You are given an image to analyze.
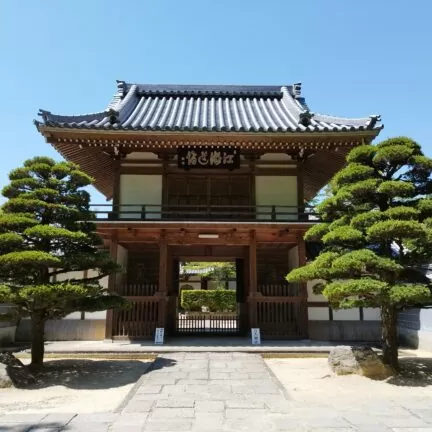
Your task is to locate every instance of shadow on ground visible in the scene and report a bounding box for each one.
[145,356,177,373]
[22,359,153,390]
[0,424,65,431]
[387,357,432,387]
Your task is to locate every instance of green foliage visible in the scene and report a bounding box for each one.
[322,226,364,247]
[180,290,236,312]
[181,261,236,289]
[0,157,124,365]
[304,223,330,242]
[286,136,432,368]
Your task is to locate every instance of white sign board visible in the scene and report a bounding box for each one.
[154,328,165,345]
[251,328,261,345]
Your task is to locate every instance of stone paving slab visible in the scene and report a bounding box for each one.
[1,352,432,431]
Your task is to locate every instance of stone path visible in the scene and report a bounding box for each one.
[1,353,432,431]
[116,352,291,431]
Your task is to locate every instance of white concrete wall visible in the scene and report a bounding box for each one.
[51,269,109,320]
[306,280,380,322]
[255,176,297,220]
[119,174,162,219]
[308,307,329,321]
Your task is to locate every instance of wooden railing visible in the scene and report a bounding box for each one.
[176,313,239,334]
[90,204,318,223]
[250,297,307,339]
[258,283,301,297]
[113,296,162,339]
[119,283,158,297]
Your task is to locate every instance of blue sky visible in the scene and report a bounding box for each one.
[1,0,431,203]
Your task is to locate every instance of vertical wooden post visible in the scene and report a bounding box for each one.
[248,230,258,327]
[112,158,121,219]
[297,233,309,337]
[157,231,168,328]
[158,231,168,295]
[105,234,118,340]
[297,162,304,221]
[249,230,257,295]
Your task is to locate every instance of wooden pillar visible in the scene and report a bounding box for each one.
[248,230,258,327]
[297,162,304,220]
[158,231,168,295]
[105,234,118,340]
[297,233,309,337]
[249,230,257,295]
[157,231,168,328]
[112,158,121,218]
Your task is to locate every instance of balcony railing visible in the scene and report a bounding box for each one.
[90,204,318,222]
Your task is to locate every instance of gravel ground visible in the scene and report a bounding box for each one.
[0,358,152,414]
[265,354,432,407]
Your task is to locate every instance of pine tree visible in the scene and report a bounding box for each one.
[287,137,432,370]
[0,157,127,368]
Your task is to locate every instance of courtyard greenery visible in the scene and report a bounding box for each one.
[0,157,127,368]
[181,261,236,290]
[181,289,236,312]
[287,137,432,370]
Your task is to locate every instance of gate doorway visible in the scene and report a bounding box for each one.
[172,258,247,335]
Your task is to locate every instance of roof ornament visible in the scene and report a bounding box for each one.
[107,108,118,125]
[116,80,127,98]
[293,83,302,97]
[37,109,51,122]
[299,110,314,127]
[367,114,382,129]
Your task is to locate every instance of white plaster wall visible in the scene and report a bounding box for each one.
[363,308,381,321]
[120,174,162,219]
[56,271,84,282]
[255,176,297,220]
[54,270,108,320]
[333,309,360,320]
[308,307,329,321]
[307,280,327,302]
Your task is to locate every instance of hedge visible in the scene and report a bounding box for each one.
[180,290,236,312]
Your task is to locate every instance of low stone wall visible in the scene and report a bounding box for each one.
[308,321,381,342]
[16,319,106,341]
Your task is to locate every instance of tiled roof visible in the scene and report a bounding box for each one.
[36,81,382,133]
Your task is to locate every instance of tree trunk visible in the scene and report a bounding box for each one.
[381,305,399,370]
[30,312,46,369]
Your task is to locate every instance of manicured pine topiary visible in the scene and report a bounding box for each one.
[0,157,127,368]
[287,137,432,370]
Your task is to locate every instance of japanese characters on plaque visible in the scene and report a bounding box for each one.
[178,147,240,170]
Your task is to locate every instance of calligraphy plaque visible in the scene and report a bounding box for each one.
[154,327,164,345]
[251,328,261,345]
[178,147,240,170]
